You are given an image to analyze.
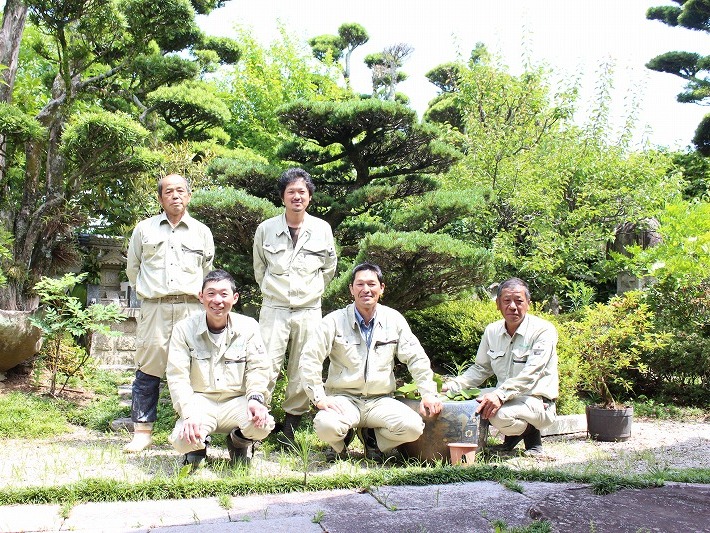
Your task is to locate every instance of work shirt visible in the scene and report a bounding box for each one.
[300,303,437,404]
[126,212,214,300]
[166,311,271,421]
[447,313,559,402]
[253,212,336,309]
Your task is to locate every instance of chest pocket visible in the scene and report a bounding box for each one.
[181,244,204,273]
[332,335,361,369]
[222,342,247,388]
[262,242,289,275]
[142,240,166,268]
[189,349,212,390]
[372,338,398,371]
[296,239,329,274]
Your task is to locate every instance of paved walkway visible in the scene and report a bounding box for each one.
[0,481,708,532]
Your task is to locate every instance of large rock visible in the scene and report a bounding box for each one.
[0,309,42,371]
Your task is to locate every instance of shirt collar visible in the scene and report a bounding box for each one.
[498,313,531,339]
[159,210,194,228]
[276,212,311,236]
[354,306,376,330]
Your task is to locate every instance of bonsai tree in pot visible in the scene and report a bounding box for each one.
[567,291,669,440]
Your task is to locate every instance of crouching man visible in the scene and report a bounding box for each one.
[443,277,558,457]
[300,263,442,462]
[166,269,275,469]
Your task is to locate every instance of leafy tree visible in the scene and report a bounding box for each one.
[222,26,344,162]
[309,22,369,87]
[0,0,239,310]
[427,51,678,302]
[364,43,413,100]
[277,98,459,231]
[30,273,125,396]
[646,0,710,153]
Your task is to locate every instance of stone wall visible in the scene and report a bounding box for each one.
[89,308,139,368]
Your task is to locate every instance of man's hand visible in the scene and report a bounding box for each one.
[315,396,345,414]
[476,392,502,419]
[248,399,270,428]
[179,416,204,445]
[419,394,443,417]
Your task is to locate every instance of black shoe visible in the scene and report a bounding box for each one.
[357,427,384,462]
[182,436,210,472]
[227,428,254,466]
[487,434,525,453]
[276,413,302,448]
[324,429,354,462]
[183,447,207,472]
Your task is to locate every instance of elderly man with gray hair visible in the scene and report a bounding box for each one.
[443,277,558,457]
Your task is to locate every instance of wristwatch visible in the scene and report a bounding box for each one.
[247,393,265,404]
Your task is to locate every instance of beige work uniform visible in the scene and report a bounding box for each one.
[126,212,214,378]
[253,212,336,414]
[166,311,274,454]
[446,313,559,436]
[300,304,437,452]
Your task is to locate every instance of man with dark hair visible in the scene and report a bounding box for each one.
[443,277,558,457]
[253,167,337,445]
[300,262,442,462]
[124,174,214,452]
[166,270,274,470]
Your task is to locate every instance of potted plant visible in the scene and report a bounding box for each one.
[396,375,481,462]
[569,291,668,441]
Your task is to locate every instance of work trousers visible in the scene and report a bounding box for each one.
[486,392,556,436]
[259,306,321,416]
[313,395,424,452]
[131,298,201,423]
[169,394,275,454]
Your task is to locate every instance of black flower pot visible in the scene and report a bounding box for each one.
[586,404,633,442]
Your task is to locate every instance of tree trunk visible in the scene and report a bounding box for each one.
[0,0,28,104]
[0,0,29,207]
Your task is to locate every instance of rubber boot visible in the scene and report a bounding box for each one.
[523,426,544,456]
[357,427,384,462]
[227,428,254,466]
[124,422,153,453]
[277,413,302,448]
[488,423,535,454]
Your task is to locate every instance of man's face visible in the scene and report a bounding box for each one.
[496,286,530,333]
[282,178,311,213]
[159,175,191,219]
[199,279,238,322]
[349,269,385,312]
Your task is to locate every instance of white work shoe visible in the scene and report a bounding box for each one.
[123,425,153,453]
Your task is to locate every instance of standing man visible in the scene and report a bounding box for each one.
[300,263,442,462]
[166,270,274,469]
[443,278,558,457]
[253,168,337,445]
[124,174,214,452]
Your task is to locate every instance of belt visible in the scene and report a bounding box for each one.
[144,294,199,304]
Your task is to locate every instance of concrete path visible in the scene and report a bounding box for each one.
[0,481,708,532]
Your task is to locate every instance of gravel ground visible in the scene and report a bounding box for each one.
[0,418,707,491]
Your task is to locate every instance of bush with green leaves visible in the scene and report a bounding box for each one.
[567,291,669,409]
[640,278,710,406]
[30,273,125,396]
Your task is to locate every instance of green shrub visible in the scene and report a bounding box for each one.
[639,279,710,406]
[406,298,500,373]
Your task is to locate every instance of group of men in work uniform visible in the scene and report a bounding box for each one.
[123,168,558,468]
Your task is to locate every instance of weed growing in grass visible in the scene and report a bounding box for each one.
[493,519,552,532]
[217,493,232,509]
[500,478,523,493]
[287,429,319,486]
